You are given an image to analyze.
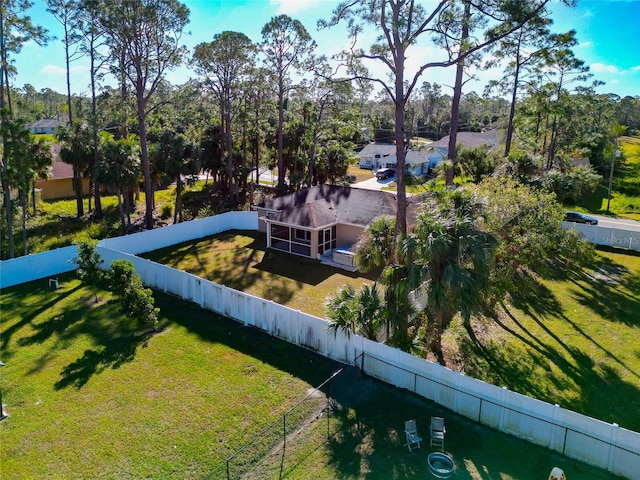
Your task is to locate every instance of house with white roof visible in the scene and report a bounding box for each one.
[356,143,396,170]
[29,119,64,135]
[356,130,498,178]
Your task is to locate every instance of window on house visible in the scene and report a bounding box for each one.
[270,224,311,257]
[294,229,311,242]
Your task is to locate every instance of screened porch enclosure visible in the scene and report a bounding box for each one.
[269,224,336,258]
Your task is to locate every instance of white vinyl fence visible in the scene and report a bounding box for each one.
[563,222,640,252]
[0,246,77,289]
[99,211,258,255]
[1,212,638,480]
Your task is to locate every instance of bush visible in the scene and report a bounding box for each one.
[160,203,173,219]
[108,259,159,329]
[540,165,602,203]
[458,145,496,183]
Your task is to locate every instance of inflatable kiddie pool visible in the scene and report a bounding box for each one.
[428,452,454,478]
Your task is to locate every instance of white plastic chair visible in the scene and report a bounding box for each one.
[404,419,422,452]
[430,416,446,449]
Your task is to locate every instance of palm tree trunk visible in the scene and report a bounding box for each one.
[117,188,125,234]
[429,321,445,365]
[20,189,28,255]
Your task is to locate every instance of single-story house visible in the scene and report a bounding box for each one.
[34,144,92,200]
[356,143,396,170]
[427,130,499,168]
[357,130,498,178]
[380,149,442,177]
[357,143,439,176]
[29,119,65,135]
[252,185,419,268]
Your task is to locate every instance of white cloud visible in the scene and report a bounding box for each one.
[631,65,640,72]
[41,64,88,76]
[609,79,620,85]
[41,65,66,75]
[577,41,593,49]
[590,63,618,74]
[269,0,323,15]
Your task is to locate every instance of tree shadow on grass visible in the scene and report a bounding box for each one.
[568,253,640,328]
[160,293,343,388]
[316,367,623,480]
[54,332,150,390]
[319,368,424,480]
[140,230,378,312]
[4,276,153,389]
[508,275,565,319]
[0,280,83,357]
[460,308,640,431]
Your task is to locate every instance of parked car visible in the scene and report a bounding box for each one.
[564,211,598,225]
[375,168,395,180]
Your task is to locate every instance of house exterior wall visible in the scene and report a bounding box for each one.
[336,223,363,247]
[310,229,320,258]
[35,178,92,200]
[253,207,270,233]
[31,126,57,134]
[359,154,388,170]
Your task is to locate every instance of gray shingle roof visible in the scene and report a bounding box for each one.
[262,185,417,229]
[30,119,64,129]
[356,143,396,158]
[429,131,497,150]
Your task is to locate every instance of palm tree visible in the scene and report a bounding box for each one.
[95,138,141,233]
[354,215,418,350]
[325,283,386,341]
[413,188,497,364]
[58,124,93,218]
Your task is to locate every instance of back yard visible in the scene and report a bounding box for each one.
[0,276,625,479]
[143,232,640,433]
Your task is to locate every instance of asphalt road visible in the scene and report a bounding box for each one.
[592,215,640,232]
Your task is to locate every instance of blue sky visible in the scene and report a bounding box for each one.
[13,0,640,99]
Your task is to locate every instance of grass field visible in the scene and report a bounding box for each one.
[143,231,640,433]
[21,181,211,256]
[0,275,340,479]
[142,230,379,319]
[0,276,625,480]
[444,246,640,433]
[573,136,640,220]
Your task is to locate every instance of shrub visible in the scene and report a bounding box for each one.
[108,259,159,329]
[73,238,104,302]
[160,203,173,219]
[458,145,496,183]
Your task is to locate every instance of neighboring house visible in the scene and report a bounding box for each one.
[381,148,441,177]
[29,119,64,135]
[426,130,499,170]
[356,143,396,170]
[34,144,92,200]
[356,131,498,178]
[252,184,419,268]
[356,143,438,177]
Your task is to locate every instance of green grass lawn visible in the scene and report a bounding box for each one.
[142,230,379,318]
[347,165,376,183]
[0,274,341,479]
[0,275,624,480]
[453,247,640,432]
[12,181,210,257]
[143,231,640,433]
[572,136,640,220]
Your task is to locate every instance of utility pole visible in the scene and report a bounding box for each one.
[606,147,621,213]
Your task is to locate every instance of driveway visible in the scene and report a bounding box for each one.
[352,175,397,192]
